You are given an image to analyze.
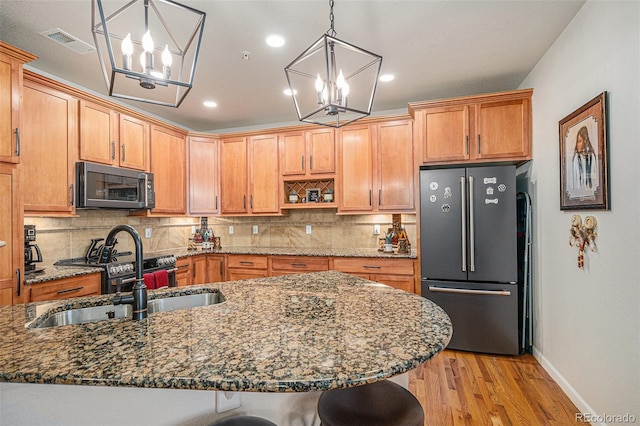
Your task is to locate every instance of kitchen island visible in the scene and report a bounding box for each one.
[1,271,451,425]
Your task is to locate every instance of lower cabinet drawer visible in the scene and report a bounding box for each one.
[270,256,329,273]
[29,273,101,302]
[227,255,268,269]
[332,257,415,276]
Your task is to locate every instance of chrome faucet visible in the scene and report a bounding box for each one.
[102,224,147,321]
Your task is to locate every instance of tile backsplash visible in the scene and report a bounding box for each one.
[26,210,416,264]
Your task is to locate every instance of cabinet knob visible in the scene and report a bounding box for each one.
[0,240,6,248]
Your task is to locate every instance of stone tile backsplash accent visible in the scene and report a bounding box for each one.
[26,210,416,263]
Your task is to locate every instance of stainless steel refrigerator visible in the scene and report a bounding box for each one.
[420,165,519,355]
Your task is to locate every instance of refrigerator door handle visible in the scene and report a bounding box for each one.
[460,176,467,272]
[428,286,511,296]
[469,175,475,272]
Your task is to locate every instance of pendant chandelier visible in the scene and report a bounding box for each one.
[91,0,206,108]
[285,0,382,128]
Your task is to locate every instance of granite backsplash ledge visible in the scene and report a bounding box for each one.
[26,210,416,263]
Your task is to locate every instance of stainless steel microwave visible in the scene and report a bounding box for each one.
[76,162,155,210]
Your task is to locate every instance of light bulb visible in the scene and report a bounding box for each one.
[141,30,154,53]
[161,45,172,66]
[336,70,346,90]
[121,33,133,56]
[139,51,146,69]
[121,33,133,70]
[315,73,325,105]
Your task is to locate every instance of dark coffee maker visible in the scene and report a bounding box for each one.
[24,225,44,274]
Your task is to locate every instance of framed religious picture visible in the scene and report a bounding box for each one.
[306,188,321,203]
[559,92,609,210]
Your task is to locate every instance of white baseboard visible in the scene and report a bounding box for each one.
[533,347,604,426]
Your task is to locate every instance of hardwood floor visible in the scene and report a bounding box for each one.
[409,349,581,425]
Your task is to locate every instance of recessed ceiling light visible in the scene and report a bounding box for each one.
[283,88,297,96]
[203,101,217,108]
[266,35,285,48]
[379,74,395,82]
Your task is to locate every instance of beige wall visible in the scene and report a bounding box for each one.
[25,211,416,263]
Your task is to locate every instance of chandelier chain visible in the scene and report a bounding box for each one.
[327,0,336,37]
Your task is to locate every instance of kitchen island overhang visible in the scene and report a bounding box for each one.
[0,271,452,393]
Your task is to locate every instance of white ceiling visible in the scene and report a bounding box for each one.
[0,0,584,132]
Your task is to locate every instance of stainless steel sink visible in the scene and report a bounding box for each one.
[32,304,132,328]
[147,292,221,314]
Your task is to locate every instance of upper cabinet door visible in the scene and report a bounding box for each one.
[307,127,335,175]
[220,137,248,214]
[249,134,279,214]
[0,166,23,305]
[22,80,77,215]
[338,125,374,212]
[188,135,219,215]
[150,125,186,214]
[376,119,414,211]
[280,132,306,176]
[119,114,149,171]
[475,97,531,160]
[79,100,117,166]
[418,105,470,164]
[0,46,33,164]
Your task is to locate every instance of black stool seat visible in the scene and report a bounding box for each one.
[318,380,424,426]
[210,415,277,426]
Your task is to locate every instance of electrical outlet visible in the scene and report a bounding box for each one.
[373,224,381,235]
[145,228,152,238]
[252,225,259,234]
[306,224,312,234]
[228,225,234,235]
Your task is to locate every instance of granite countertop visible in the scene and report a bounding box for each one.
[25,247,417,285]
[1,271,452,392]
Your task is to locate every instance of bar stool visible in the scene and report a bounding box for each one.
[317,380,424,426]
[210,415,277,426]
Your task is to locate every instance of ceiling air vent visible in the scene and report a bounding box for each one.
[40,28,95,54]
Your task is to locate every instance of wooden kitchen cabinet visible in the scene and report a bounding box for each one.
[150,125,187,214]
[79,100,149,171]
[338,124,374,212]
[280,128,335,177]
[226,254,268,281]
[175,257,191,287]
[410,89,532,165]
[22,78,78,215]
[188,135,219,215]
[337,119,414,213]
[206,255,225,283]
[331,257,416,293]
[192,255,207,285]
[269,256,329,276]
[27,273,101,303]
[219,134,279,215]
[0,166,24,305]
[0,42,35,165]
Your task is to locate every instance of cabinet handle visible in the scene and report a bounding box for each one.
[250,195,253,209]
[220,260,223,276]
[240,261,254,265]
[215,195,218,211]
[477,135,481,154]
[16,269,21,297]
[111,141,116,160]
[378,189,382,206]
[243,195,246,209]
[290,263,307,267]
[121,144,126,162]
[310,155,313,171]
[193,267,196,277]
[15,128,20,156]
[57,286,84,295]
[363,265,381,269]
[69,184,74,206]
[465,135,469,155]
[369,190,372,206]
[301,155,305,171]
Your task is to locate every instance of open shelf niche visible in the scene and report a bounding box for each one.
[283,179,336,209]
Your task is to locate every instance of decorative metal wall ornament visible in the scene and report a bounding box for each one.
[569,214,598,269]
[91,0,206,108]
[284,0,382,128]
